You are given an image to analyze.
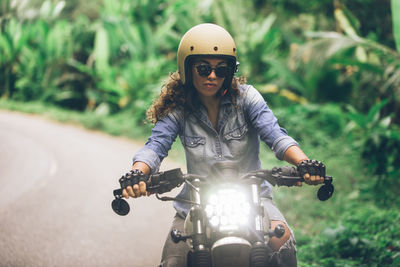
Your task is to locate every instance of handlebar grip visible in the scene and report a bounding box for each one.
[275,175,333,186]
[146,168,184,194]
[274,175,303,186]
[112,180,153,197]
[114,168,184,196]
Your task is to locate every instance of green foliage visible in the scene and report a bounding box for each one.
[345,100,400,206]
[0,1,96,110]
[393,0,400,53]
[342,0,395,48]
[298,205,400,266]
[2,0,399,121]
[288,0,400,121]
[273,103,346,147]
[266,0,334,19]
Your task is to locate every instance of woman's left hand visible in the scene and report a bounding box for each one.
[302,173,324,185]
[297,159,326,186]
[282,146,326,186]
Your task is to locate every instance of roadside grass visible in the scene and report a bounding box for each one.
[259,138,360,233]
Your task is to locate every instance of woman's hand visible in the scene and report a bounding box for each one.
[122,180,148,198]
[297,159,325,186]
[302,173,324,185]
[121,162,151,198]
[282,146,325,186]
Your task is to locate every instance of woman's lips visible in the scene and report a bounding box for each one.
[204,83,217,88]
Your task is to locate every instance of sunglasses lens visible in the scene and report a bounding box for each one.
[214,66,230,78]
[195,64,231,78]
[196,65,212,77]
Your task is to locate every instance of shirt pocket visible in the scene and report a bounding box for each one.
[224,124,248,140]
[182,135,206,162]
[223,124,249,157]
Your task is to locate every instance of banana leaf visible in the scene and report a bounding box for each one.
[0,33,12,61]
[392,0,400,53]
[94,25,110,74]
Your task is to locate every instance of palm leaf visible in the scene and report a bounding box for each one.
[0,32,12,61]
[292,31,399,69]
[290,32,358,71]
[392,0,400,53]
[382,63,400,96]
[367,99,388,124]
[93,25,110,74]
[334,8,358,38]
[262,55,306,92]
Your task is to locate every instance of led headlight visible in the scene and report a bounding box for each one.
[204,186,251,231]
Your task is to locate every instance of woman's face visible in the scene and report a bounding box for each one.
[191,57,228,98]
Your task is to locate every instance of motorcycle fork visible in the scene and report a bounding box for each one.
[249,176,266,245]
[188,179,212,266]
[190,179,209,252]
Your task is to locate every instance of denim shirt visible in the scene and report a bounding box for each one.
[133,84,299,217]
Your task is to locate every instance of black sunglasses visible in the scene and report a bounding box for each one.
[194,64,231,78]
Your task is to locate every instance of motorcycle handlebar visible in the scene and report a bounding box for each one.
[243,166,333,187]
[112,166,334,215]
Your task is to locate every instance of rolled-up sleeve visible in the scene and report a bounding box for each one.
[132,110,181,173]
[243,85,298,160]
[132,147,161,174]
[271,135,298,160]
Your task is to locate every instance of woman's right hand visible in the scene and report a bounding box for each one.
[122,161,151,198]
[122,181,148,198]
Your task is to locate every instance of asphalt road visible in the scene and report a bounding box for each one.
[0,110,182,267]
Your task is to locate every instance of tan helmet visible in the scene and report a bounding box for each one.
[177,23,238,85]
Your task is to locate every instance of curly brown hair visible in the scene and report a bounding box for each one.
[146,71,246,124]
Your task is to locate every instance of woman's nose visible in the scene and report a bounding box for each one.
[208,69,217,79]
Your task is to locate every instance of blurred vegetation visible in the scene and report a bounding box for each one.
[1,0,399,265]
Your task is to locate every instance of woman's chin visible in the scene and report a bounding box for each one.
[197,88,220,98]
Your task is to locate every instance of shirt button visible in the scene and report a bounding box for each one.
[218,155,222,158]
[190,142,194,145]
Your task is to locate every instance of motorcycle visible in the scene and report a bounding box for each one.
[111,165,334,267]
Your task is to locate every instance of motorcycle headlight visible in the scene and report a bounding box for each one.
[204,186,251,231]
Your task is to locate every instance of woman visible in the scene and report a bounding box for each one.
[122,23,326,267]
